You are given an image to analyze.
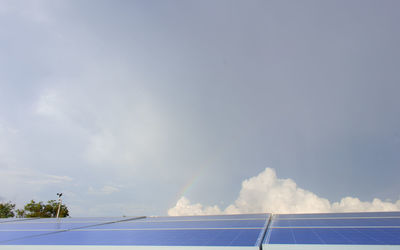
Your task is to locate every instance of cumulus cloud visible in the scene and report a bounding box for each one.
[168,197,222,216]
[168,168,400,216]
[331,197,400,212]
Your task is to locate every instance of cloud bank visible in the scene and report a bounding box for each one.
[168,168,400,216]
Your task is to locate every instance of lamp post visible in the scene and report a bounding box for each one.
[56,193,63,218]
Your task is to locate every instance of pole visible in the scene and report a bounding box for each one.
[56,193,62,218]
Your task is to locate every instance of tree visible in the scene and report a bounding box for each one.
[17,200,69,218]
[0,202,16,218]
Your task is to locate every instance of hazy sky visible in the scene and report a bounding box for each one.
[0,0,399,216]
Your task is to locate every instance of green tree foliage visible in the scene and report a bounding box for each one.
[0,202,16,218]
[17,200,69,218]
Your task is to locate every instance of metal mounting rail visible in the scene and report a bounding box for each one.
[257,214,273,250]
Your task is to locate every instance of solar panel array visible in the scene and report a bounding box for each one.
[0,212,399,249]
[263,211,400,249]
[0,214,269,249]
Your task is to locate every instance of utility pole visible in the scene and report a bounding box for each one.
[56,193,63,218]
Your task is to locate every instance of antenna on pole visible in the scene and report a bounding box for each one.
[56,193,63,218]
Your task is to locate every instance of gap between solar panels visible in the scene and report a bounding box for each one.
[0,216,147,244]
[261,214,276,249]
[256,213,273,249]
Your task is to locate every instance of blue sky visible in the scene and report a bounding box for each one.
[0,0,399,216]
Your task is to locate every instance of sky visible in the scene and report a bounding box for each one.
[0,0,399,217]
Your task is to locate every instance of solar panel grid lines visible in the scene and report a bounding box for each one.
[72,214,269,247]
[0,246,261,250]
[0,214,269,248]
[262,244,400,250]
[271,219,400,228]
[63,227,265,231]
[265,228,400,245]
[263,211,400,248]
[0,216,147,244]
[1,212,400,249]
[270,226,400,229]
[86,219,267,230]
[275,211,400,219]
[0,217,148,231]
[4,228,263,246]
[141,218,267,223]
[144,213,269,221]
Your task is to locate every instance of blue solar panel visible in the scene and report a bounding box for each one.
[0,221,105,230]
[0,217,145,244]
[5,229,263,246]
[0,218,39,224]
[264,211,400,247]
[145,213,268,221]
[89,218,266,230]
[266,228,400,245]
[271,218,400,227]
[1,212,399,248]
[276,211,400,219]
[0,214,270,248]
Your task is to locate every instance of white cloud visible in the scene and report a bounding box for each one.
[168,197,222,216]
[168,168,400,216]
[332,197,400,212]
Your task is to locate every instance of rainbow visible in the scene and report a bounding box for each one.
[175,170,204,201]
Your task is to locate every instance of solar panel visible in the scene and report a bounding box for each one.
[145,213,268,221]
[0,216,144,245]
[1,212,399,249]
[263,212,400,249]
[276,211,400,219]
[0,214,270,249]
[0,218,40,224]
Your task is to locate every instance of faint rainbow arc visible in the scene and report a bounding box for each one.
[176,170,205,201]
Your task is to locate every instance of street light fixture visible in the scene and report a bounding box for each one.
[56,193,63,218]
